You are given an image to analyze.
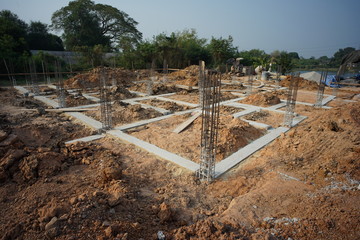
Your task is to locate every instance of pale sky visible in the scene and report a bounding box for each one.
[1,0,359,58]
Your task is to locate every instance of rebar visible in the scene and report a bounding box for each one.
[198,60,205,107]
[55,61,67,108]
[99,70,112,131]
[314,71,327,108]
[246,66,253,96]
[276,65,282,89]
[29,60,40,95]
[196,68,221,182]
[163,59,168,82]
[332,75,340,96]
[283,73,300,127]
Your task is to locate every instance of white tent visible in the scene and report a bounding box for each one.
[300,71,321,84]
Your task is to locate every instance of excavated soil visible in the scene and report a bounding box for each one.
[280,75,319,90]
[66,93,94,107]
[85,101,162,127]
[128,115,265,162]
[128,82,181,95]
[243,110,284,128]
[139,99,192,112]
[64,67,135,89]
[0,80,359,240]
[241,91,281,106]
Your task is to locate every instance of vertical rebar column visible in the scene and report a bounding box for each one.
[55,61,67,108]
[111,72,117,87]
[198,60,205,107]
[332,75,340,96]
[9,60,17,86]
[246,66,253,96]
[283,73,300,127]
[29,60,40,95]
[163,59,168,82]
[276,65,282,89]
[99,70,112,131]
[147,60,155,95]
[196,70,221,182]
[314,71,327,108]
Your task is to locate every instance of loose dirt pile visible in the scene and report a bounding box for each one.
[85,101,162,126]
[110,86,136,100]
[280,75,319,90]
[129,115,265,162]
[140,99,192,112]
[64,67,135,89]
[241,91,281,106]
[169,65,199,80]
[244,110,284,128]
[129,83,181,95]
[216,101,360,240]
[66,92,94,107]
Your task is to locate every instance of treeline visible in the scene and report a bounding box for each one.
[0,0,357,77]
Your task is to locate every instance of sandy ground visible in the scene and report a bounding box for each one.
[0,70,360,239]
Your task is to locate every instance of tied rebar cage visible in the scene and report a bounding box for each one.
[314,71,328,108]
[196,70,221,182]
[246,66,253,96]
[276,66,282,89]
[332,75,340,97]
[55,61,67,108]
[283,73,300,127]
[198,61,206,107]
[99,70,112,131]
[29,60,40,96]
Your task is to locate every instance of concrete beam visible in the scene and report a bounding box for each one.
[108,130,199,172]
[34,96,59,108]
[67,112,102,130]
[14,86,29,94]
[214,127,289,178]
[65,134,104,145]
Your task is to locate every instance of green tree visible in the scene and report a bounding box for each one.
[238,49,269,67]
[274,51,294,74]
[332,47,356,66]
[207,36,237,68]
[51,0,142,50]
[0,10,29,74]
[27,21,64,51]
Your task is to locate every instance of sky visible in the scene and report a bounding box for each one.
[1,0,359,58]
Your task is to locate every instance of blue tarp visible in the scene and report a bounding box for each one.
[323,75,341,88]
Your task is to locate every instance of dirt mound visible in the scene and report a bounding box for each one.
[64,67,135,89]
[66,93,93,107]
[281,75,319,90]
[170,65,199,79]
[216,102,360,239]
[85,101,162,126]
[129,82,181,95]
[174,77,198,86]
[141,99,192,112]
[110,86,136,100]
[217,117,265,160]
[242,91,281,106]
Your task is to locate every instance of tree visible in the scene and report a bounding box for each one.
[238,49,269,67]
[207,36,237,67]
[332,47,356,66]
[27,21,64,51]
[274,51,294,74]
[0,10,29,74]
[51,0,142,50]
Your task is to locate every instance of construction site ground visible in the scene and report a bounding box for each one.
[0,67,359,240]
